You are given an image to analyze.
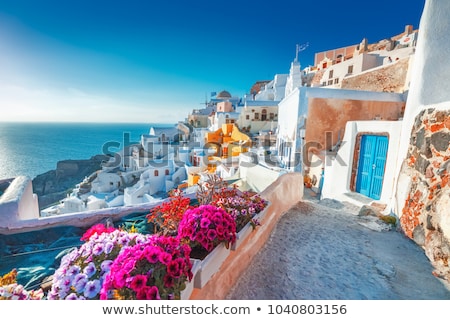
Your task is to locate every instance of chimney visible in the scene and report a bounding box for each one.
[405,25,413,35]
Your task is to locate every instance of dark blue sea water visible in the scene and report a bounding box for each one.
[0,122,175,180]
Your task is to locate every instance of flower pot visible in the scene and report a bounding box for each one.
[231,203,270,251]
[231,221,254,251]
[193,242,230,289]
[255,202,270,221]
[180,258,201,300]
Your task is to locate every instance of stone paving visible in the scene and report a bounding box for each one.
[226,192,450,300]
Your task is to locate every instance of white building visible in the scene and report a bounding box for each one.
[253,74,288,101]
[123,154,187,205]
[236,99,278,135]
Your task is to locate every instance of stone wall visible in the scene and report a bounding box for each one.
[399,108,450,282]
[341,58,410,93]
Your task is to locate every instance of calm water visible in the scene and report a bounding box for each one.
[0,122,174,180]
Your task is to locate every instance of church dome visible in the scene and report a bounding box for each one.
[216,90,232,99]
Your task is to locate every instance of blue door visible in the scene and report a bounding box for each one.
[356,135,388,200]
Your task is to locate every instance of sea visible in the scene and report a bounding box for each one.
[0,122,175,180]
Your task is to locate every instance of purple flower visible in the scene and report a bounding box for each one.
[67,265,81,279]
[92,242,104,256]
[83,262,96,278]
[73,273,88,293]
[65,293,79,300]
[84,279,101,299]
[100,260,114,273]
[103,241,114,254]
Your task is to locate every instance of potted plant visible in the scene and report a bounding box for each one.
[100,235,193,300]
[48,226,149,300]
[210,186,269,250]
[177,204,236,288]
[212,186,268,231]
[146,189,193,236]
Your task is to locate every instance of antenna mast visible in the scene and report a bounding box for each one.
[295,42,309,62]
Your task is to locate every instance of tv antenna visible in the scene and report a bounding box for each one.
[295,42,309,62]
[199,93,208,107]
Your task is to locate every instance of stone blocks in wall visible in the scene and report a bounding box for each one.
[400,108,450,282]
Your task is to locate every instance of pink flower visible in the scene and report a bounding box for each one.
[143,246,161,264]
[159,252,172,265]
[207,229,217,241]
[200,217,211,228]
[167,260,181,278]
[113,270,128,289]
[130,275,148,291]
[101,235,192,300]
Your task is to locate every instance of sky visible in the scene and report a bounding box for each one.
[0,0,426,124]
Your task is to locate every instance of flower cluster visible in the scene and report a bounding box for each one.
[178,204,236,252]
[0,269,44,300]
[48,230,148,300]
[147,189,192,236]
[101,235,192,300]
[211,186,268,232]
[81,223,117,241]
[0,283,45,300]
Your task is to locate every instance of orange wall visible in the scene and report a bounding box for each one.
[305,97,405,150]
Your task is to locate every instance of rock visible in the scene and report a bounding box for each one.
[412,224,426,246]
[32,154,111,209]
[358,204,380,217]
[431,131,450,152]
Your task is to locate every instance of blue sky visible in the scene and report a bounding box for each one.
[0,0,425,123]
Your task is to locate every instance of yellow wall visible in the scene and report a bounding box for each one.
[205,124,251,158]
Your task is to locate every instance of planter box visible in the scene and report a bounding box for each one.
[231,222,254,251]
[193,242,230,289]
[255,202,270,221]
[180,258,201,300]
[231,204,270,251]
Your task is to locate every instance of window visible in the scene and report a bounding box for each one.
[348,65,353,74]
[165,169,170,175]
[154,170,159,176]
[334,78,339,84]
[261,109,267,121]
[322,82,326,86]
[329,70,333,79]
[254,113,260,120]
[246,115,250,120]
[328,80,333,85]
[270,113,275,120]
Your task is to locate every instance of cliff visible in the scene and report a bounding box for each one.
[32,154,111,209]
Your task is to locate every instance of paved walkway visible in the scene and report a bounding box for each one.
[226,192,450,300]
